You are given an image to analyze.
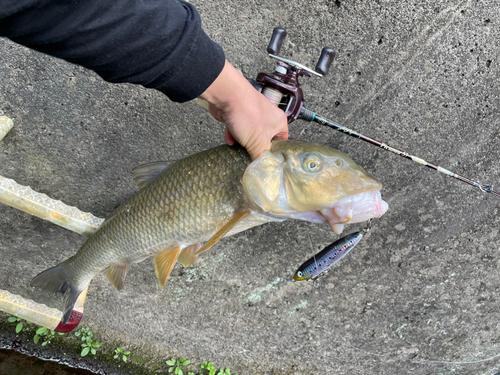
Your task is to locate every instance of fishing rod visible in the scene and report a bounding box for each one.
[300,110,500,197]
[249,27,500,198]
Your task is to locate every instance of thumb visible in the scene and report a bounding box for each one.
[246,139,272,161]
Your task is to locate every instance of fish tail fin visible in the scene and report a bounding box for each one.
[30,263,86,325]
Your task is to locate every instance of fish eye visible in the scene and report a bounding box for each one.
[302,154,323,172]
[297,271,303,277]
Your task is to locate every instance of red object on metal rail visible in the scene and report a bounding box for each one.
[54,310,83,333]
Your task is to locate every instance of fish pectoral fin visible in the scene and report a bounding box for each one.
[195,210,251,256]
[178,244,201,267]
[154,246,182,287]
[132,161,174,189]
[105,263,130,291]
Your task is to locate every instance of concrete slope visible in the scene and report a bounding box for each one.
[1,0,500,373]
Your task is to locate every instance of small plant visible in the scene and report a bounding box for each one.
[114,347,132,362]
[199,362,237,375]
[80,339,102,357]
[166,356,191,375]
[201,361,216,375]
[75,327,102,357]
[33,326,64,346]
[7,316,30,333]
[75,327,93,342]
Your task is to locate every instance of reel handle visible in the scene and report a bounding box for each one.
[267,27,287,55]
[315,47,335,75]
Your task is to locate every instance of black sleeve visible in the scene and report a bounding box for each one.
[0,0,225,102]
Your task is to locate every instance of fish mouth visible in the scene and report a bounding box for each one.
[289,190,389,234]
[320,190,389,234]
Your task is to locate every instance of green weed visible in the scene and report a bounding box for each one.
[201,361,216,375]
[200,362,236,375]
[7,316,30,333]
[5,314,238,373]
[166,356,191,375]
[114,347,132,362]
[33,326,64,346]
[182,360,237,375]
[75,327,102,357]
[215,369,235,375]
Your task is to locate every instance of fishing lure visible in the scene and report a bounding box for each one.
[294,232,363,281]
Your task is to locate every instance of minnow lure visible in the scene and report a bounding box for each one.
[294,232,363,281]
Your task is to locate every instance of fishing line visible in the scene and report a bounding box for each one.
[338,331,500,365]
[307,234,319,271]
[298,107,500,198]
[362,219,372,235]
[336,218,500,365]
[295,223,500,365]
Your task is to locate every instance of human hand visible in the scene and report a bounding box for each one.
[199,60,288,160]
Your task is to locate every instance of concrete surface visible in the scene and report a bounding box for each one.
[1,0,500,374]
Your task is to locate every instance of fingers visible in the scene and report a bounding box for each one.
[199,60,289,160]
[224,128,236,146]
[271,120,289,141]
[227,100,288,160]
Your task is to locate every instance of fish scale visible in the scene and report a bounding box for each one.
[63,145,250,287]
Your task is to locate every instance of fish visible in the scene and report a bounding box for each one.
[31,139,388,324]
[293,232,363,281]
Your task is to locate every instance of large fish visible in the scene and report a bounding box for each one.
[31,140,388,324]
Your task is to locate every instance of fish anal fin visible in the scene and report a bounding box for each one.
[195,210,251,256]
[74,285,89,311]
[132,161,173,189]
[178,244,201,267]
[154,246,182,287]
[105,263,130,291]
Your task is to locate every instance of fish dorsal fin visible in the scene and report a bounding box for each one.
[154,247,182,287]
[178,244,201,267]
[195,210,251,256]
[132,161,173,189]
[105,263,130,291]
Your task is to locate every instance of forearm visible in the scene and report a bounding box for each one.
[1,0,289,159]
[0,0,225,102]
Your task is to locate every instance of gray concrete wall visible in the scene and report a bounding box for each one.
[1,0,500,373]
